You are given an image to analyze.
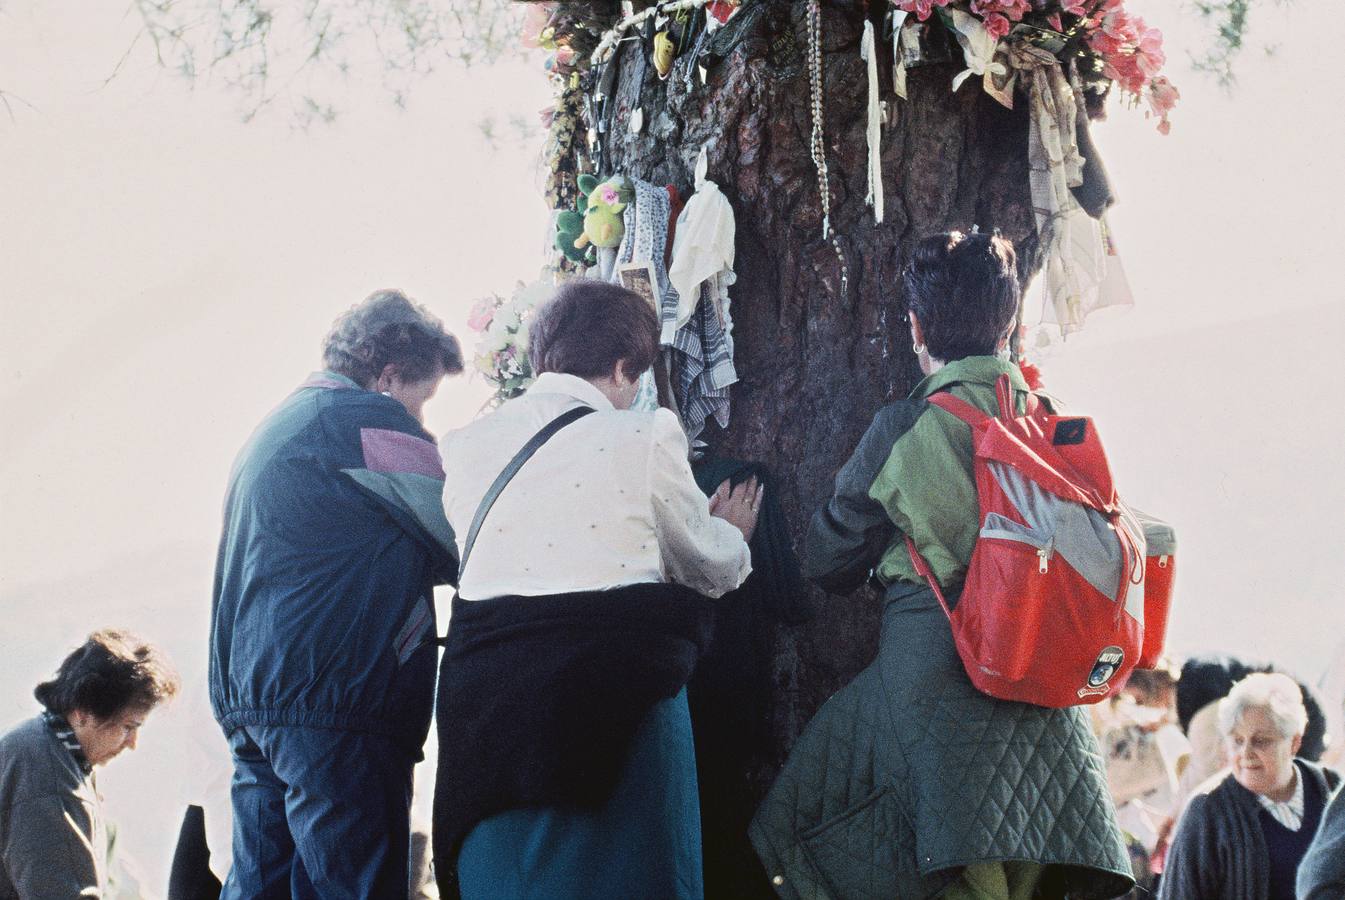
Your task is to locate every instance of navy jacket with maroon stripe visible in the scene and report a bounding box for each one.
[210,372,457,752]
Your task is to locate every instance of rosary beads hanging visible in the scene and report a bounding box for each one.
[807,0,830,241]
[806,0,849,300]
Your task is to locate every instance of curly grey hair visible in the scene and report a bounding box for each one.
[1218,672,1309,739]
[322,289,464,388]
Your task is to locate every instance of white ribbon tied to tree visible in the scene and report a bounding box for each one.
[861,19,884,225]
[946,9,1008,96]
[669,145,737,330]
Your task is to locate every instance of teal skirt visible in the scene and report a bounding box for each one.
[457,688,704,900]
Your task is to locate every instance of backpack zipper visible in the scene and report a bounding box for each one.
[979,521,1054,574]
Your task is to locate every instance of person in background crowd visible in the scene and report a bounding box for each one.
[751,231,1133,899]
[1095,664,1191,894]
[1175,655,1329,813]
[434,280,758,899]
[1297,688,1345,900]
[1160,673,1341,900]
[0,629,179,898]
[1123,665,1181,722]
[1315,644,1345,770]
[211,290,463,898]
[1297,772,1345,898]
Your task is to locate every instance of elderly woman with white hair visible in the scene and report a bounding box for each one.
[1159,672,1341,900]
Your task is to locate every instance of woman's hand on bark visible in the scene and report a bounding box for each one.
[709,476,764,544]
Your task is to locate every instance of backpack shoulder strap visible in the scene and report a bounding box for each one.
[926,391,990,426]
[997,372,1041,418]
[457,405,597,582]
[929,375,1041,425]
[904,536,954,621]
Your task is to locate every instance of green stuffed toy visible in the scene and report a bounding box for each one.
[553,174,596,264]
[579,175,631,249]
[553,174,633,263]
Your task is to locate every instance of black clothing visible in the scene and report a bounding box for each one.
[432,582,715,895]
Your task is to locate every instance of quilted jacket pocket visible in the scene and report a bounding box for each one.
[799,785,929,900]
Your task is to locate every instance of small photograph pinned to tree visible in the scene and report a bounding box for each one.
[618,262,661,314]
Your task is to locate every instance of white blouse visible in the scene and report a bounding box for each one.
[440,372,752,601]
[1255,764,1306,831]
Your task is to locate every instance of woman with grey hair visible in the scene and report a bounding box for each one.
[1159,672,1341,900]
[212,289,463,897]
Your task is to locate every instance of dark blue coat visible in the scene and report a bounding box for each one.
[210,373,457,753]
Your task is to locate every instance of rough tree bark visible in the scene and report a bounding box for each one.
[593,1,1041,893]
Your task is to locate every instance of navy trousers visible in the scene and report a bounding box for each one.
[221,725,414,900]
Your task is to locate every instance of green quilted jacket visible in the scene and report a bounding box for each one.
[750,357,1134,899]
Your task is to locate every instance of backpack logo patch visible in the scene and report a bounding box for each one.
[1078,646,1125,698]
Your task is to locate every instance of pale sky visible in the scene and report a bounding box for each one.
[2,0,1343,890]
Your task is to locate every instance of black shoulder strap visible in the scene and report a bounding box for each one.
[456,405,596,582]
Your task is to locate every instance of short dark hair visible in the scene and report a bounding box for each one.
[34,629,180,719]
[323,290,465,388]
[1123,665,1178,706]
[529,280,659,380]
[903,231,1020,362]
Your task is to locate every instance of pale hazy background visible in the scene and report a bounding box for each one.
[3,0,1343,891]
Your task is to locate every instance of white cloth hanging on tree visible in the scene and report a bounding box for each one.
[1009,41,1133,334]
[861,19,884,225]
[668,146,736,335]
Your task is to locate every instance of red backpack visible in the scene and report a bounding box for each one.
[905,374,1148,708]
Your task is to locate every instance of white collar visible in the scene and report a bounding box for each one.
[1255,763,1306,831]
[525,372,615,411]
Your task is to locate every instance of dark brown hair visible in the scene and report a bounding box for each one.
[34,629,180,719]
[323,290,464,388]
[1123,665,1179,707]
[529,280,659,380]
[902,231,1020,362]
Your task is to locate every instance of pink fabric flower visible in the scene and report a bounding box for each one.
[1100,8,1136,42]
[599,185,621,206]
[893,0,951,22]
[1133,20,1166,78]
[467,298,496,332]
[971,0,1029,22]
[1062,0,1088,14]
[1103,54,1145,95]
[1146,75,1180,134]
[1088,7,1168,96]
[982,12,1012,38]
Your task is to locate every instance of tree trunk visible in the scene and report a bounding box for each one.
[593,1,1041,892]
